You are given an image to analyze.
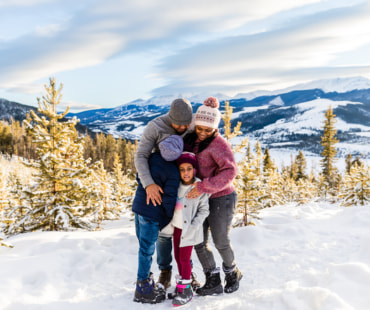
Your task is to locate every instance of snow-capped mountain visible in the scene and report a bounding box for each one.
[2,77,370,157]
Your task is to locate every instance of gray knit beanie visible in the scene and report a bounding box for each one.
[159,135,184,161]
[168,98,193,126]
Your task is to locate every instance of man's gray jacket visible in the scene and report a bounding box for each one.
[134,113,193,189]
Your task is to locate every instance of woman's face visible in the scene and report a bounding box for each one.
[179,163,194,185]
[195,125,215,141]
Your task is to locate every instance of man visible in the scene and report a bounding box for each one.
[134,98,193,290]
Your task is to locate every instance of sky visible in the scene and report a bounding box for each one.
[1,202,370,309]
[1,0,370,112]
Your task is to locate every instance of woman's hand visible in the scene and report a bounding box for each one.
[186,184,201,199]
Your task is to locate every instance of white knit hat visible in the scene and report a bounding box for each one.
[194,96,221,129]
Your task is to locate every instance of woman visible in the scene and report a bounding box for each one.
[183,96,243,295]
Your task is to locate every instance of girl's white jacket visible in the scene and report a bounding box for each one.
[160,178,210,247]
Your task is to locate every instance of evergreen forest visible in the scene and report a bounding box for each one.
[0,79,369,241]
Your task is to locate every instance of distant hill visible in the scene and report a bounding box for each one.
[2,77,370,157]
[0,98,95,136]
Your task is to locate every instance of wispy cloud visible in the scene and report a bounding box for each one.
[0,0,369,107]
[153,1,370,95]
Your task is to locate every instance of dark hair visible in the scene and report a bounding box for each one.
[183,130,217,154]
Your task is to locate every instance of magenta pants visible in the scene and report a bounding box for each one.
[173,227,193,280]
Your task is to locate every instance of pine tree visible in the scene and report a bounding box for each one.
[260,165,285,208]
[254,140,262,177]
[345,154,353,175]
[340,163,370,207]
[4,78,98,234]
[221,101,248,153]
[320,105,340,196]
[0,164,7,214]
[263,148,273,172]
[110,153,137,210]
[295,150,307,181]
[3,171,27,234]
[89,160,114,229]
[235,155,263,226]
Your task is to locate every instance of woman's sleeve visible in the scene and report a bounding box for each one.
[197,139,237,194]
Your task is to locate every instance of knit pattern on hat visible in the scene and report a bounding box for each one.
[195,96,221,129]
[159,135,184,161]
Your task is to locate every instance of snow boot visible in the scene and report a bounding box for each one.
[172,279,193,307]
[224,267,243,293]
[168,275,181,299]
[156,268,172,290]
[196,268,223,296]
[133,277,166,304]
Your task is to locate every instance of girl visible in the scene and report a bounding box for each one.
[166,151,210,306]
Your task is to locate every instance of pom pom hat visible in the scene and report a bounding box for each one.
[159,135,184,161]
[194,96,221,129]
[176,151,198,171]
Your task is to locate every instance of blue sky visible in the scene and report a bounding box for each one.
[1,0,370,112]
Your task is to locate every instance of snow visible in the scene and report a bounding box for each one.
[1,202,370,310]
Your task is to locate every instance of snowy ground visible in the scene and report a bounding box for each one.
[1,202,370,310]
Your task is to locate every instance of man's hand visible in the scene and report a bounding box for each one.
[146,184,163,206]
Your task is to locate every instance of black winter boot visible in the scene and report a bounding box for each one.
[224,267,243,293]
[191,272,201,291]
[133,277,166,304]
[156,268,172,290]
[196,268,223,296]
[172,279,193,306]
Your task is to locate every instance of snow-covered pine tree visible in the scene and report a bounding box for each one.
[221,101,248,153]
[234,141,268,226]
[260,162,285,208]
[5,78,98,234]
[0,163,7,217]
[88,160,115,229]
[110,153,137,211]
[345,154,353,175]
[320,105,340,197]
[262,148,273,172]
[110,153,125,209]
[340,163,370,207]
[294,178,317,205]
[2,171,26,234]
[295,150,307,181]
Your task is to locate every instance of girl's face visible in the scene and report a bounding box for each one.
[195,125,215,141]
[179,163,194,185]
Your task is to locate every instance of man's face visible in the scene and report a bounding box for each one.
[171,123,189,134]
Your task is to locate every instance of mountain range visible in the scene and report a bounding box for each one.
[1,76,370,158]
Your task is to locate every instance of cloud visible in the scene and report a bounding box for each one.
[0,0,321,92]
[153,1,370,95]
[58,101,103,113]
[1,0,370,105]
